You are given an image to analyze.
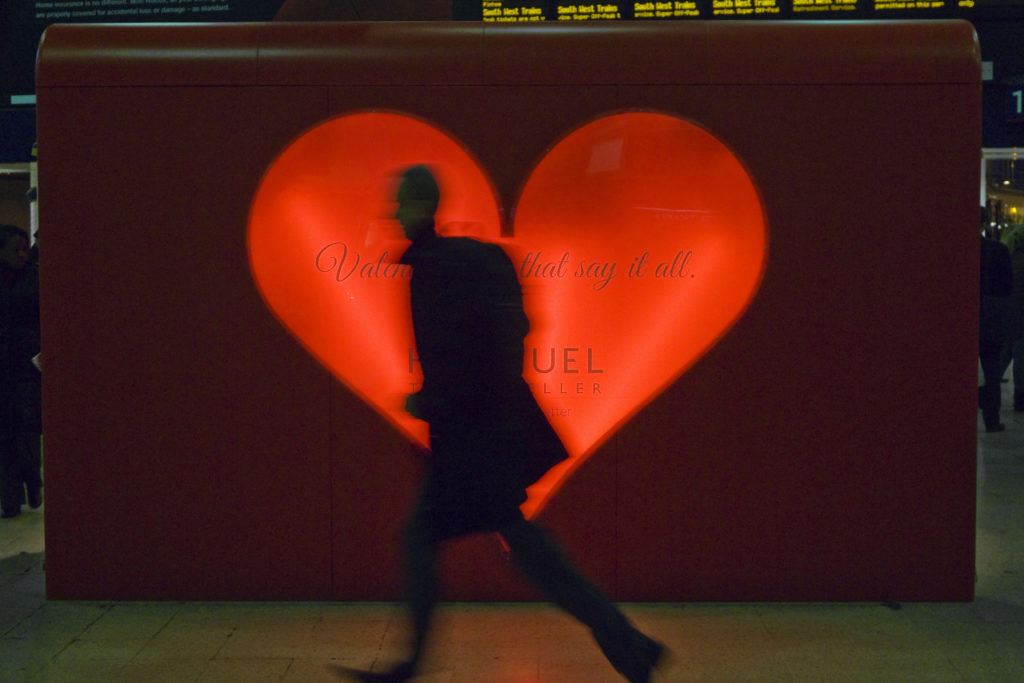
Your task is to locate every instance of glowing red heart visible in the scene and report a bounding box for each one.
[249,111,766,516]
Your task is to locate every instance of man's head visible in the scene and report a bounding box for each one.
[0,224,30,271]
[395,165,440,241]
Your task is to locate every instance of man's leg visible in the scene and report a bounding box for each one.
[400,510,439,673]
[1012,337,1024,410]
[0,440,23,518]
[343,508,437,683]
[500,519,664,683]
[981,340,1007,430]
[12,383,42,509]
[15,432,42,508]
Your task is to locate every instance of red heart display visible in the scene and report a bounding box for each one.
[249,111,767,517]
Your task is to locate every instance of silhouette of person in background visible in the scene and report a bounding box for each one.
[342,166,666,682]
[0,224,42,518]
[1000,220,1024,410]
[980,211,1013,433]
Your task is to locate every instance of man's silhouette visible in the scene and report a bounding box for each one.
[346,166,665,682]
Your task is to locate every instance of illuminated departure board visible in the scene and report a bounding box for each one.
[5,0,1024,107]
[873,0,948,10]
[465,0,1022,17]
[634,1,701,16]
[556,3,625,19]
[482,2,628,21]
[710,0,783,15]
[482,1,549,20]
[792,0,858,14]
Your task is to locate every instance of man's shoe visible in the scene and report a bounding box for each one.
[630,635,668,683]
[596,626,668,683]
[2,507,20,519]
[28,488,42,509]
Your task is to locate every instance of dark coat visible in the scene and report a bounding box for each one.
[400,232,566,539]
[0,263,41,441]
[981,236,1013,345]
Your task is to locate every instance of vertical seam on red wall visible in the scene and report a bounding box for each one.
[328,375,335,595]
[614,83,623,603]
[614,432,620,601]
[322,82,336,599]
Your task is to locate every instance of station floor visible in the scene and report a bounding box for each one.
[2,383,1023,682]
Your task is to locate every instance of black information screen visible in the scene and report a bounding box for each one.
[1,0,284,100]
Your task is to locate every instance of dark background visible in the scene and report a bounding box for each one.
[3,1,1024,159]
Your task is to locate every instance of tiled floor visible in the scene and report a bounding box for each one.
[2,380,1023,682]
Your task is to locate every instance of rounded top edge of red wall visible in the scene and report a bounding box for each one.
[36,20,979,89]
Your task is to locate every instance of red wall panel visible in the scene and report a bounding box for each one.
[38,85,336,599]
[36,21,979,601]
